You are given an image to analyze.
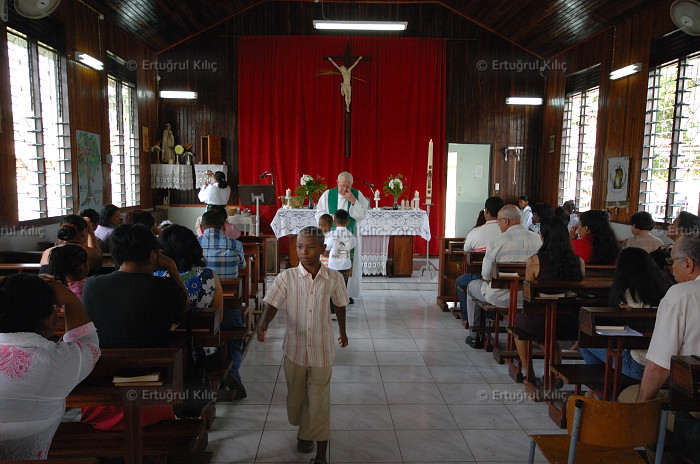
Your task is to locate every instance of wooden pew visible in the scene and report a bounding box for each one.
[551,306,655,400]
[481,262,526,360]
[669,355,700,412]
[0,262,41,275]
[521,279,612,427]
[50,348,209,464]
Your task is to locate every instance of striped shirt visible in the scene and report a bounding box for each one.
[263,264,349,367]
[481,224,541,307]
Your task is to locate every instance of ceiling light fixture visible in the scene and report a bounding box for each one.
[76,52,103,71]
[159,90,198,99]
[609,63,642,80]
[505,97,543,105]
[313,20,407,31]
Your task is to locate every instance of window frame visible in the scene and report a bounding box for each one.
[7,28,72,223]
[107,74,140,208]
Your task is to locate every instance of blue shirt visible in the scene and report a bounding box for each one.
[197,228,245,278]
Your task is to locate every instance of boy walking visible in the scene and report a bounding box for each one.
[257,226,349,464]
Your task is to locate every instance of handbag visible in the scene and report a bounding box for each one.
[174,310,215,418]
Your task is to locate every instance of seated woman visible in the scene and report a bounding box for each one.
[155,224,224,320]
[123,209,161,237]
[570,209,620,264]
[94,204,121,251]
[40,214,102,275]
[81,224,189,430]
[47,243,89,301]
[514,216,585,385]
[0,273,99,460]
[579,247,672,381]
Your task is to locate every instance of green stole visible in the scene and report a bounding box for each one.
[327,187,359,274]
[327,187,359,235]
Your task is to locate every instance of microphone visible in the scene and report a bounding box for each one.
[260,171,271,178]
[363,181,375,187]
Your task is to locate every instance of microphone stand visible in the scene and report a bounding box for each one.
[419,201,438,278]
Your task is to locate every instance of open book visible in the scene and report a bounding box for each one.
[595,325,643,337]
[537,291,578,299]
[113,371,163,386]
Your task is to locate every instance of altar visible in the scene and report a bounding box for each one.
[270,208,431,276]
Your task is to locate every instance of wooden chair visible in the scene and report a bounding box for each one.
[528,395,668,464]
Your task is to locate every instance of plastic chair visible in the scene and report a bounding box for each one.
[528,395,668,464]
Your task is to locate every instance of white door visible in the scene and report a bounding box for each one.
[445,143,491,237]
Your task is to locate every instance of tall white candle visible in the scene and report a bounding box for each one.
[426,139,434,202]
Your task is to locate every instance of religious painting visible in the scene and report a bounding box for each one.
[76,130,103,209]
[142,126,150,152]
[605,156,629,203]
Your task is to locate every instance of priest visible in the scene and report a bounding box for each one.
[315,171,369,301]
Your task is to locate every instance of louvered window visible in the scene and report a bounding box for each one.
[108,75,139,207]
[559,87,599,212]
[7,28,71,221]
[640,53,700,222]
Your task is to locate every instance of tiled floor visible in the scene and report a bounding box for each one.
[207,271,563,463]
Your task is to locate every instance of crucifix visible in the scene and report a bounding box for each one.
[323,42,371,158]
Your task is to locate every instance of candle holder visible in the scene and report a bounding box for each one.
[419,201,438,278]
[373,198,380,210]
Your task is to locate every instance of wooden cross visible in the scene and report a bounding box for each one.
[324,42,371,158]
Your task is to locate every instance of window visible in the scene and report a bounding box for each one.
[108,76,139,207]
[559,87,599,212]
[640,53,700,223]
[7,29,71,221]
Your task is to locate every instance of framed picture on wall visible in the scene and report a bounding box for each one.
[606,156,629,203]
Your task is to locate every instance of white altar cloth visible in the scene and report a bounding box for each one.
[270,208,431,275]
[151,164,193,190]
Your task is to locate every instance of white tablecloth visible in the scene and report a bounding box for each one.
[270,208,431,275]
[151,164,193,190]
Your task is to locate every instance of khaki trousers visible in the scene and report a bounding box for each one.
[283,356,332,442]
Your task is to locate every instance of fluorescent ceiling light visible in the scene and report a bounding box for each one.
[610,63,641,80]
[505,97,543,105]
[76,52,103,71]
[313,20,407,31]
[159,90,198,99]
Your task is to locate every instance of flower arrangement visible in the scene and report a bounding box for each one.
[174,144,185,155]
[383,173,407,198]
[151,141,162,153]
[295,174,327,203]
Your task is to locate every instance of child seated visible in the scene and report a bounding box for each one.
[47,243,89,301]
[318,214,333,268]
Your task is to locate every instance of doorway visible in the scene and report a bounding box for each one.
[445,143,491,237]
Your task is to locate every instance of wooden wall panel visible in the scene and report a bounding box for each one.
[539,0,678,224]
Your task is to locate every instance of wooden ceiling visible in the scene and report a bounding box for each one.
[84,0,660,57]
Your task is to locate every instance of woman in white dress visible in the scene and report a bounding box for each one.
[198,170,231,209]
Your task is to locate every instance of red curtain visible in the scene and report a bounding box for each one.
[238,36,445,254]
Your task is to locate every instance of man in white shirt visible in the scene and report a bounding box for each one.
[464,205,541,349]
[638,235,700,402]
[315,172,369,301]
[456,196,503,325]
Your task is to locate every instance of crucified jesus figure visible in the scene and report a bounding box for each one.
[328,56,363,112]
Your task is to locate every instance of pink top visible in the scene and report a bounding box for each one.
[196,222,241,240]
[67,280,85,301]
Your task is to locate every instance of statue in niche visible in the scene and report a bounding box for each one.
[161,123,175,164]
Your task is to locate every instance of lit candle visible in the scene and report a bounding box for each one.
[374,189,380,201]
[414,190,419,200]
[426,139,434,202]
[285,188,291,198]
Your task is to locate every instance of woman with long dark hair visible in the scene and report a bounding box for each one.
[94,204,121,245]
[570,209,620,264]
[515,216,585,384]
[198,170,231,209]
[580,247,672,381]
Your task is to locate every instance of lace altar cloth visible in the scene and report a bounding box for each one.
[270,208,431,276]
[194,164,227,187]
[151,164,193,190]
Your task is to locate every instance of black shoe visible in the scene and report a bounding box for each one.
[297,439,314,453]
[348,297,354,305]
[220,370,247,399]
[465,335,483,349]
[553,378,564,389]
